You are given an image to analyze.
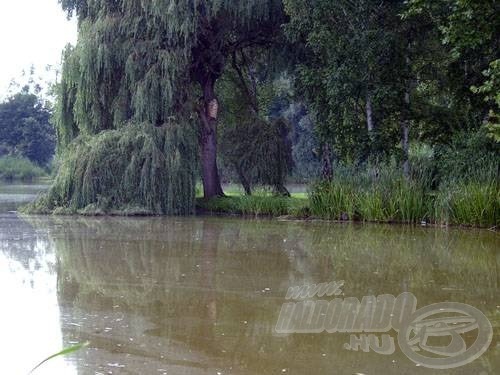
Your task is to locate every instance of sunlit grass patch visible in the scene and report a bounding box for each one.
[197,195,307,217]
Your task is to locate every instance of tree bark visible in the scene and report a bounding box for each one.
[401,90,410,178]
[199,77,224,199]
[235,164,252,195]
[322,143,333,181]
[365,90,375,160]
[401,48,412,179]
[366,91,374,133]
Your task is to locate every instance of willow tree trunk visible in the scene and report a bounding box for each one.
[235,164,252,195]
[199,77,224,199]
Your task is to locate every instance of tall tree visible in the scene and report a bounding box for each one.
[284,0,403,163]
[218,49,293,195]
[57,0,285,199]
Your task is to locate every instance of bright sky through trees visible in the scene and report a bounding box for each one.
[0,0,77,98]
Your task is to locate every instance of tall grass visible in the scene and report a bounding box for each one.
[310,177,431,224]
[202,148,497,227]
[435,181,498,227]
[0,156,45,180]
[309,157,498,227]
[309,182,355,220]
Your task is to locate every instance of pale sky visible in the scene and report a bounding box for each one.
[0,0,77,99]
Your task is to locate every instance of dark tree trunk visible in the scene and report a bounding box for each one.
[322,143,333,181]
[274,184,291,197]
[401,50,412,179]
[366,91,374,133]
[235,164,252,195]
[401,90,410,178]
[401,121,410,178]
[199,77,224,199]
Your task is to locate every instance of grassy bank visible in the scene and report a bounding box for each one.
[198,182,498,227]
[199,162,499,228]
[197,194,309,217]
[0,156,46,180]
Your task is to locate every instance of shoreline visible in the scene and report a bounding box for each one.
[17,200,498,231]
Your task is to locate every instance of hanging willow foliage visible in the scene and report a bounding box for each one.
[54,0,284,142]
[27,122,197,215]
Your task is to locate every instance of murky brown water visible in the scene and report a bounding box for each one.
[0,184,498,374]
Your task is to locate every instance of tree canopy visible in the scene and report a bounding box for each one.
[283,0,499,177]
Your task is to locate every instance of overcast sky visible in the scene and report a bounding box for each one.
[0,0,77,98]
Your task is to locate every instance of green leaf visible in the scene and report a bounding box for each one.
[29,342,90,374]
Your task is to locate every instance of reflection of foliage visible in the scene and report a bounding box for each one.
[0,212,55,274]
[29,214,497,306]
[23,215,499,373]
[298,223,499,299]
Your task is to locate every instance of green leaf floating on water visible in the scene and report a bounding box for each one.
[29,341,90,374]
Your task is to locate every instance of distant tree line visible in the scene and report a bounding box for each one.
[0,85,55,167]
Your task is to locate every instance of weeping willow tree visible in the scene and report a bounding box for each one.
[218,49,293,196]
[35,0,286,215]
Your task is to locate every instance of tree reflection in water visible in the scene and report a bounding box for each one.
[19,216,499,374]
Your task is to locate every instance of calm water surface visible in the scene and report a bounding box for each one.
[0,183,498,374]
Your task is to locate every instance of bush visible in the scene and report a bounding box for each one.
[0,156,46,180]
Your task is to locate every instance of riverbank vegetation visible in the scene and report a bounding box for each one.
[0,156,46,180]
[22,0,498,227]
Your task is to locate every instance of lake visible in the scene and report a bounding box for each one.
[0,183,498,374]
